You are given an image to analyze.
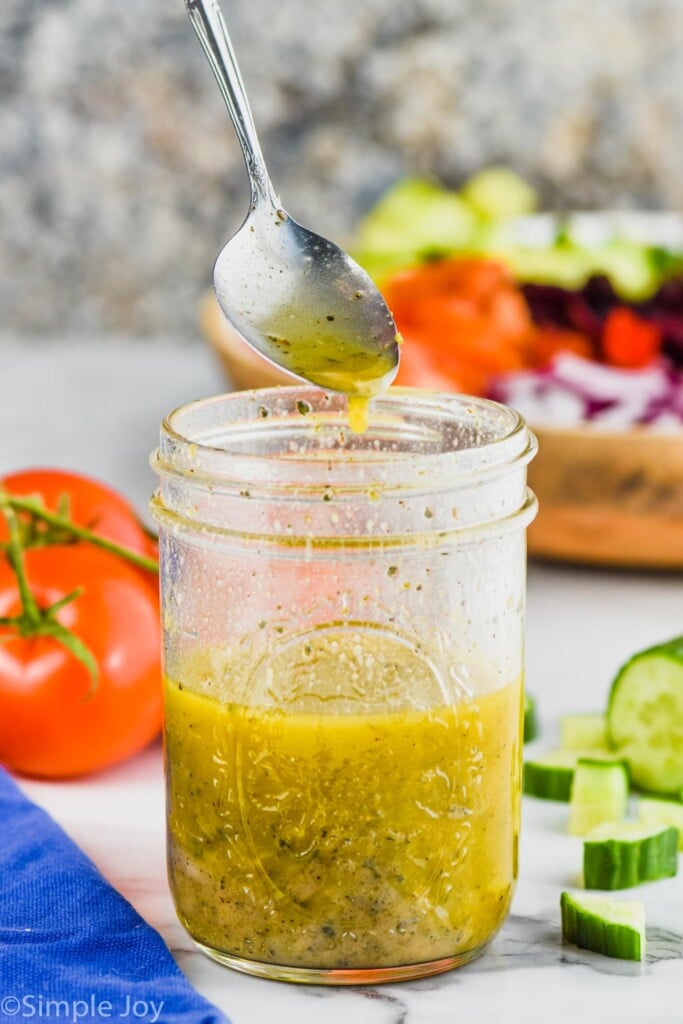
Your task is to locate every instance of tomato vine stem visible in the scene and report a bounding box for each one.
[0,495,105,691]
[3,494,158,574]
[1,500,42,628]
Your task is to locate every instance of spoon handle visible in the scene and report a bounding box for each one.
[185,0,278,207]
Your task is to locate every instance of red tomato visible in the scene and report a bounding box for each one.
[0,468,151,555]
[385,258,536,395]
[602,308,663,369]
[395,340,473,393]
[0,545,162,779]
[531,327,595,367]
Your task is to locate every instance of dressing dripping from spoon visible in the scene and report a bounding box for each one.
[185,0,400,431]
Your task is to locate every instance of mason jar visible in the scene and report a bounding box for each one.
[151,386,537,985]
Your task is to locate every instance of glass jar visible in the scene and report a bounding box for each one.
[151,386,537,985]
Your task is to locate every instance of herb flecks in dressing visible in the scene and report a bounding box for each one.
[165,628,521,970]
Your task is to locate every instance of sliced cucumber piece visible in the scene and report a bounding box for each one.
[560,891,645,960]
[524,748,617,802]
[524,693,539,744]
[524,751,578,801]
[591,241,659,301]
[561,713,608,752]
[461,167,537,220]
[608,636,683,795]
[639,796,683,850]
[584,822,678,890]
[569,758,629,836]
[353,178,478,272]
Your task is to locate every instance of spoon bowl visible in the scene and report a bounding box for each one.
[186,0,400,396]
[214,202,400,395]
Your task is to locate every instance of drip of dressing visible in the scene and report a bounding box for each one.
[267,307,401,434]
[347,394,370,434]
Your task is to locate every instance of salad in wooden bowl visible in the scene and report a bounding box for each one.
[204,169,683,569]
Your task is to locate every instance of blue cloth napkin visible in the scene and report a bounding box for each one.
[0,768,228,1024]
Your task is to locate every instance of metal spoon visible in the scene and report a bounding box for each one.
[185,0,400,396]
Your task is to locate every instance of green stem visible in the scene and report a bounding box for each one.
[4,495,158,574]
[0,496,99,689]
[0,499,42,626]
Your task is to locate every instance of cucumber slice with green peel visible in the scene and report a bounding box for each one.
[569,759,629,836]
[584,823,678,890]
[524,693,539,744]
[638,796,683,850]
[524,751,578,801]
[524,749,619,802]
[560,891,645,960]
[608,636,683,795]
[561,713,608,752]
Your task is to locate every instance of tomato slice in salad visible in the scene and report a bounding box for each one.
[385,258,536,395]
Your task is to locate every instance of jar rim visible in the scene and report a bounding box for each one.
[153,387,535,496]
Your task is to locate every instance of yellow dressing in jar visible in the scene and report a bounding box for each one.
[164,628,522,973]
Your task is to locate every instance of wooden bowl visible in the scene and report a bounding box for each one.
[202,293,683,569]
[527,426,683,569]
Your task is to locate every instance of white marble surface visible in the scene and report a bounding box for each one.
[5,337,683,1023]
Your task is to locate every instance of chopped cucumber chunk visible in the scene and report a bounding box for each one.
[560,713,608,752]
[353,178,478,278]
[460,167,537,220]
[584,822,678,890]
[489,244,593,289]
[524,693,539,744]
[639,796,683,850]
[525,749,618,802]
[524,751,579,801]
[561,891,645,960]
[608,636,683,795]
[569,759,629,836]
[588,821,673,842]
[592,241,659,301]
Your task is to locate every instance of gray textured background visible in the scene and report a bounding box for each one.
[2,0,682,339]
